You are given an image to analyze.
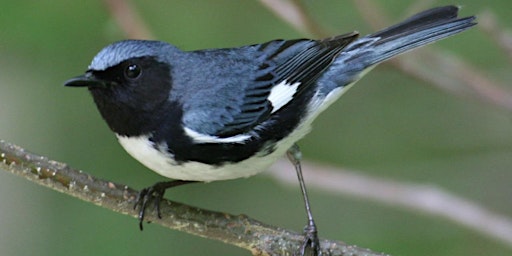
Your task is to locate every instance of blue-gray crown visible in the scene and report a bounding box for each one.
[89,40,177,71]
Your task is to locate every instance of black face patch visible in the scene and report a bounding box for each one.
[89,57,174,136]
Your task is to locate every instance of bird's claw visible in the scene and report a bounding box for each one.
[133,180,197,230]
[298,223,321,256]
[134,184,167,230]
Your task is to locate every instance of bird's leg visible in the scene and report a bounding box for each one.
[135,180,198,230]
[287,144,321,256]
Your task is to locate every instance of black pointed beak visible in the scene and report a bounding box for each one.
[64,72,106,88]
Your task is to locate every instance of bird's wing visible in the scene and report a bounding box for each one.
[211,32,359,138]
[180,32,358,143]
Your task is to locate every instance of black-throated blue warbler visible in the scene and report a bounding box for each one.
[65,6,475,255]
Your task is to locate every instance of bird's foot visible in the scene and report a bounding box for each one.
[298,223,321,256]
[134,182,168,230]
[134,180,197,230]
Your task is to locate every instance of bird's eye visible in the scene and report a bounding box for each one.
[125,64,142,80]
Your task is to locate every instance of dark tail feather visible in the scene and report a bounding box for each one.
[371,6,464,39]
[344,6,476,66]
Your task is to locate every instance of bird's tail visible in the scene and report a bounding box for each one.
[341,6,476,67]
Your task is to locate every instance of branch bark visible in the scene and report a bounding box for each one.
[0,139,387,256]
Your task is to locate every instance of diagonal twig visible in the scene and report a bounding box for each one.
[0,139,388,256]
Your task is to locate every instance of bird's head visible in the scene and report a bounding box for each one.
[65,40,180,135]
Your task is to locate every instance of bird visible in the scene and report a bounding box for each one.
[65,5,475,255]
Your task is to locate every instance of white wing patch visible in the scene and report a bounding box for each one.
[184,127,251,144]
[268,80,300,113]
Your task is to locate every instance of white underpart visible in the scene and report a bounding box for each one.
[117,134,288,181]
[268,80,300,113]
[117,135,177,177]
[183,127,251,144]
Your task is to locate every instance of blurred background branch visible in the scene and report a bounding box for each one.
[103,0,154,39]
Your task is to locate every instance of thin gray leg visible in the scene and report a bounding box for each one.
[287,144,320,256]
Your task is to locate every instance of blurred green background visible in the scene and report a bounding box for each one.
[1,0,511,255]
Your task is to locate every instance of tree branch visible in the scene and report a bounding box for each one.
[0,139,388,256]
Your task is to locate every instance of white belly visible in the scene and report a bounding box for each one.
[116,133,295,182]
